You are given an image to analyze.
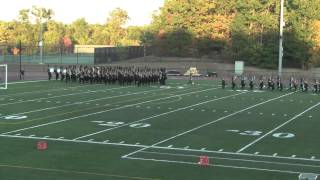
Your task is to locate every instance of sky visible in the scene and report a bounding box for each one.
[0,0,165,26]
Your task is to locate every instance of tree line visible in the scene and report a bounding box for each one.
[1,1,320,69]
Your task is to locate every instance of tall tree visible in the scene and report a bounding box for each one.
[106,8,129,45]
[69,18,91,45]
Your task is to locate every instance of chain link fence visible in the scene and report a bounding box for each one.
[0,43,94,65]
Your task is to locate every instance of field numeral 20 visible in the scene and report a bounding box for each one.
[227,130,295,139]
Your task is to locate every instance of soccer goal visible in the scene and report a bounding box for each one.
[0,64,8,89]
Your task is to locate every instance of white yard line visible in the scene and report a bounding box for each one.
[123,156,302,174]
[0,86,131,106]
[73,92,245,140]
[11,88,168,116]
[237,101,320,153]
[1,87,219,135]
[122,92,295,158]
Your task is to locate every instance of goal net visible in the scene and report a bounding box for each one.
[0,64,7,89]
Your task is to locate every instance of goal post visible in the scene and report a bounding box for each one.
[0,64,8,89]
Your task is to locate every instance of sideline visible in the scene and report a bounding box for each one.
[0,164,160,180]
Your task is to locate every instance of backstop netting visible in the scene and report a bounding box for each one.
[0,64,7,89]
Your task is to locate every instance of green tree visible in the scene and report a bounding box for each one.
[91,24,110,45]
[43,20,66,49]
[106,8,129,45]
[69,18,91,45]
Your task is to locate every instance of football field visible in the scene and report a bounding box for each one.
[0,79,320,180]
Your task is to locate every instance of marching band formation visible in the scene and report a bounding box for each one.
[222,75,320,93]
[48,65,168,86]
[48,65,319,93]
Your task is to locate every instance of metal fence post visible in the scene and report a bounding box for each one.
[19,41,22,80]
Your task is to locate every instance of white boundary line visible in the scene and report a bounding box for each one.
[122,92,295,158]
[1,133,319,163]
[123,156,302,174]
[0,164,160,180]
[7,80,48,85]
[73,92,245,140]
[0,86,131,106]
[1,87,219,135]
[139,151,320,169]
[0,134,149,148]
[0,83,105,98]
[237,101,320,153]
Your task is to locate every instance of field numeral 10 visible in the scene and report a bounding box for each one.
[227,130,295,139]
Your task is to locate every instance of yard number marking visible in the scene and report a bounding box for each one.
[0,114,28,120]
[239,130,263,136]
[91,121,151,128]
[227,130,295,139]
[272,132,295,138]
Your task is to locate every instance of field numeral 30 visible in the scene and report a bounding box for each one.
[227,130,295,139]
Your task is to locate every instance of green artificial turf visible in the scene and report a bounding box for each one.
[0,79,319,180]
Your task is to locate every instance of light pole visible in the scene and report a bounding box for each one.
[39,8,43,64]
[278,0,285,77]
